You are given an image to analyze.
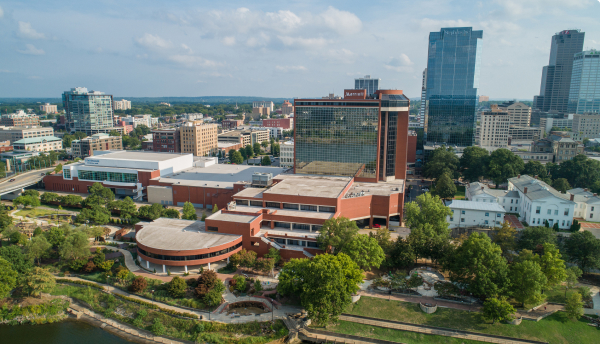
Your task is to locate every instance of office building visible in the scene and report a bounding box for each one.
[280,140,294,168]
[152,128,181,153]
[281,100,294,116]
[534,30,585,113]
[63,87,115,134]
[355,75,380,96]
[478,96,489,102]
[180,121,218,156]
[113,99,132,110]
[218,128,270,147]
[424,27,483,146]
[0,126,54,143]
[540,115,573,135]
[39,103,58,114]
[417,69,427,129]
[497,101,532,127]
[221,119,244,130]
[251,106,270,119]
[572,114,600,141]
[568,49,600,114]
[252,101,274,112]
[13,136,62,152]
[1,112,40,127]
[294,89,409,182]
[71,133,124,158]
[508,126,542,141]
[262,118,293,130]
[532,133,584,162]
[121,114,158,128]
[479,111,509,148]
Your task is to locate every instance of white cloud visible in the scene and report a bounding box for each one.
[418,18,472,32]
[276,65,307,72]
[0,6,4,19]
[384,54,414,72]
[17,22,46,39]
[319,6,362,35]
[181,44,193,54]
[222,36,236,46]
[17,44,45,55]
[265,10,302,33]
[168,55,221,68]
[135,33,171,50]
[494,0,593,16]
[278,36,328,49]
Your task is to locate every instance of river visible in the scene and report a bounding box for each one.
[0,319,134,344]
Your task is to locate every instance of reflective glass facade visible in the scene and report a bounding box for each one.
[568,50,600,114]
[78,170,138,183]
[355,76,380,96]
[295,102,379,178]
[425,27,483,146]
[63,87,114,133]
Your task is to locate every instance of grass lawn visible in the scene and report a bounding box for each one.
[42,203,82,212]
[454,185,466,200]
[327,321,486,344]
[15,207,68,218]
[345,296,600,344]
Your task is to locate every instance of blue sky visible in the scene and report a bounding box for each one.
[0,0,599,99]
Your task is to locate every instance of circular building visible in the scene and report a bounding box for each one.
[135,218,242,273]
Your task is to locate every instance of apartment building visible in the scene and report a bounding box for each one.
[479,111,509,147]
[13,136,62,152]
[571,114,600,141]
[121,114,158,128]
[532,134,584,162]
[0,126,54,143]
[497,101,531,127]
[218,128,270,147]
[152,128,181,153]
[71,133,124,158]
[63,87,114,134]
[280,140,294,168]
[251,107,270,119]
[252,101,274,112]
[180,121,218,156]
[113,99,132,110]
[281,100,294,116]
[221,119,244,130]
[39,103,58,114]
[508,126,542,140]
[262,118,293,130]
[0,113,40,127]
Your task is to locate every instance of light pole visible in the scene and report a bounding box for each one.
[151,289,155,306]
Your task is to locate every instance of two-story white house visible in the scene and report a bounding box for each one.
[567,188,600,222]
[445,200,506,229]
[507,175,576,230]
[466,182,521,213]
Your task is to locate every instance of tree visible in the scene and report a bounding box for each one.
[245,145,253,159]
[116,269,130,282]
[54,163,63,174]
[340,234,385,270]
[239,147,247,161]
[25,236,51,265]
[182,202,197,220]
[97,260,114,272]
[233,274,247,292]
[522,161,548,180]
[77,205,110,225]
[45,226,65,247]
[92,250,105,266]
[517,226,557,252]
[0,245,33,274]
[423,146,459,180]
[565,266,582,298]
[228,149,236,161]
[493,222,517,259]
[405,193,452,261]
[446,233,510,298]
[536,243,566,288]
[167,276,188,298]
[482,297,515,324]
[434,173,456,200]
[59,231,91,262]
[83,261,96,273]
[261,156,271,166]
[255,257,276,275]
[552,178,571,193]
[565,292,584,320]
[563,230,600,273]
[510,260,547,307]
[212,204,218,214]
[22,190,40,198]
[162,208,180,219]
[253,142,261,155]
[195,270,220,298]
[387,238,416,269]
[13,195,41,208]
[138,203,163,220]
[21,267,55,297]
[85,183,114,206]
[459,146,489,182]
[570,219,581,232]
[0,257,17,299]
[230,151,243,164]
[277,253,363,325]
[553,155,600,188]
[41,192,59,204]
[118,197,138,220]
[261,141,268,148]
[203,287,223,306]
[271,143,280,157]
[264,247,281,265]
[130,276,148,293]
[238,249,257,269]
[368,228,393,254]
[317,217,359,254]
[485,149,524,187]
[9,231,27,245]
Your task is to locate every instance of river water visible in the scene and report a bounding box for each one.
[0,319,134,344]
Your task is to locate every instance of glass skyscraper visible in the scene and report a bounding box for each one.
[534,30,585,113]
[355,75,380,97]
[425,27,483,146]
[63,87,114,134]
[568,50,600,114]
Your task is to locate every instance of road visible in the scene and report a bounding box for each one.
[0,167,54,196]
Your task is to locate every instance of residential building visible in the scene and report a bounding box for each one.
[508,127,542,141]
[218,128,269,147]
[180,113,203,121]
[446,200,505,229]
[479,111,509,148]
[141,140,153,151]
[479,95,489,102]
[424,27,483,146]
[466,182,521,212]
[280,140,294,168]
[62,87,115,134]
[1,113,40,127]
[71,133,124,158]
[568,49,600,114]
[567,188,600,221]
[497,101,531,127]
[252,101,274,112]
[39,103,58,114]
[294,89,409,182]
[508,175,576,229]
[159,102,171,107]
[180,120,218,156]
[540,115,573,135]
[534,30,585,113]
[152,128,181,153]
[121,114,158,128]
[13,136,62,152]
[113,99,131,110]
[221,119,244,130]
[0,140,13,153]
[532,134,584,162]
[355,75,380,96]
[0,126,54,143]
[281,100,294,116]
[115,120,133,134]
[262,118,293,130]
[571,114,600,141]
[251,106,270,119]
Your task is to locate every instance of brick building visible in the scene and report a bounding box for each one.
[262,118,293,130]
[71,133,124,158]
[221,119,244,130]
[152,128,181,153]
[1,113,40,127]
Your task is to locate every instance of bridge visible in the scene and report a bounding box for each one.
[0,168,54,198]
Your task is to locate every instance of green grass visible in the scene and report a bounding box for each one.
[327,321,486,344]
[15,207,68,217]
[345,296,600,344]
[42,203,82,212]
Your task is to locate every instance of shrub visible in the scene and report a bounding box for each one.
[83,261,96,273]
[167,276,187,298]
[55,279,105,290]
[195,270,219,298]
[233,274,247,293]
[204,288,223,307]
[151,318,166,335]
[130,277,148,293]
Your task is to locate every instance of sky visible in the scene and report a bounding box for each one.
[0,0,599,99]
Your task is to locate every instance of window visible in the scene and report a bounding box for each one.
[485,212,489,217]
[593,207,595,211]
[293,223,310,230]
[249,201,263,207]
[319,206,336,213]
[306,241,319,248]
[63,169,71,179]
[283,203,299,210]
[516,200,519,204]
[547,209,551,215]
[301,205,317,211]
[497,213,501,217]
[554,210,558,215]
[510,207,513,211]
[562,220,565,226]
[484,220,489,225]
[511,199,514,204]
[450,217,454,221]
[274,222,290,229]
[235,200,249,206]
[78,170,137,183]
[461,218,465,222]
[265,202,280,208]
[591,214,594,219]
[287,240,299,246]
[564,208,569,216]
[206,226,218,232]
[274,238,286,245]
[536,206,541,214]
[461,210,465,215]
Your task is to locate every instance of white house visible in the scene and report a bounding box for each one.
[567,188,600,222]
[466,182,521,213]
[508,175,576,230]
[445,200,506,229]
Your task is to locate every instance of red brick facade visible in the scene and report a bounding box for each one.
[262,118,292,129]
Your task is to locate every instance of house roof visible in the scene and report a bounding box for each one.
[508,175,575,203]
[467,182,519,198]
[446,200,506,212]
[13,136,62,144]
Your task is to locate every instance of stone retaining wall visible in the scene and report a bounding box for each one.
[419,302,437,314]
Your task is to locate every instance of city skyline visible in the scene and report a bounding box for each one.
[0,1,599,99]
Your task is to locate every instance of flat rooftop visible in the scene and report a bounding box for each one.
[156,164,286,189]
[229,205,334,220]
[265,174,351,199]
[346,180,405,197]
[91,151,191,162]
[136,218,241,251]
[207,211,257,223]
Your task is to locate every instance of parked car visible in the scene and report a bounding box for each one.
[9,179,15,182]
[373,224,381,228]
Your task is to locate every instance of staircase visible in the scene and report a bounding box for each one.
[303,250,314,258]
[261,236,282,250]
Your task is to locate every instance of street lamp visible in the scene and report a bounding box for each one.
[151,290,155,306]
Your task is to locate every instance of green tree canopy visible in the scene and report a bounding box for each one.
[277,253,363,325]
[0,245,33,274]
[387,238,416,269]
[482,297,515,324]
[553,155,600,188]
[434,173,457,200]
[13,195,40,209]
[59,231,91,262]
[492,222,517,260]
[22,267,55,297]
[522,161,548,180]
[510,259,547,307]
[405,193,452,261]
[167,276,187,298]
[535,243,567,288]
[25,236,51,266]
[230,151,243,164]
[317,217,359,254]
[244,145,253,159]
[517,226,557,252]
[0,257,18,299]
[423,146,459,180]
[253,142,261,155]
[84,183,115,206]
[340,234,385,270]
[485,148,524,187]
[565,292,584,320]
[459,146,489,182]
[182,202,197,220]
[552,178,571,193]
[563,230,600,273]
[261,156,271,166]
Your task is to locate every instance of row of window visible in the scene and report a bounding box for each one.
[531,218,571,227]
[138,242,242,261]
[273,222,322,231]
[77,170,138,183]
[237,200,335,213]
[272,238,319,248]
[534,206,569,216]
